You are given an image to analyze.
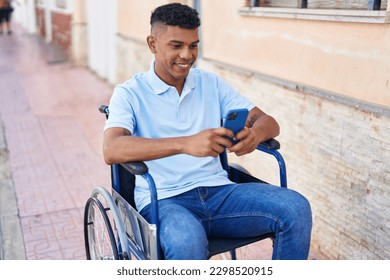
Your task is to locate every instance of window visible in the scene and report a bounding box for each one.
[244,0,387,10]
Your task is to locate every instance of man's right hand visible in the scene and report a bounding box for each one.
[182,128,234,157]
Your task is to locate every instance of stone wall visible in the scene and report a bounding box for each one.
[199,58,390,259]
[115,35,153,84]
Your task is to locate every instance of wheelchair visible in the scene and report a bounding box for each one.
[83,105,287,260]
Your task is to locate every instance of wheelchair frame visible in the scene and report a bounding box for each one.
[83,105,287,260]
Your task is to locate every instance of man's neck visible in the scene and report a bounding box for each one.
[175,82,185,95]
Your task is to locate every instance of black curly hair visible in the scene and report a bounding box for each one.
[150,3,200,29]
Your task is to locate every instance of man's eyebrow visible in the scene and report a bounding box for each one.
[169,40,200,44]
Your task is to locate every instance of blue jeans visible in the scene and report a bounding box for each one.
[140,183,312,260]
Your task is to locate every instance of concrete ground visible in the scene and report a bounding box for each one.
[0,25,301,260]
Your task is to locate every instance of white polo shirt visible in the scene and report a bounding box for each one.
[104,62,254,211]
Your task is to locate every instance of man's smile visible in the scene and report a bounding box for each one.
[174,62,192,70]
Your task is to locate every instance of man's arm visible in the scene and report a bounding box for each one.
[227,106,280,156]
[103,126,234,165]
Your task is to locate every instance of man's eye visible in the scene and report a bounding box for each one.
[172,44,182,49]
[190,44,198,49]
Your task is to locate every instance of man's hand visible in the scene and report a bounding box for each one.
[226,106,280,156]
[225,127,259,156]
[183,128,233,157]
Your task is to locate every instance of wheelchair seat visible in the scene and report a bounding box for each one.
[83,105,287,260]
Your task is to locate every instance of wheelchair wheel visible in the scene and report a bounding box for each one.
[84,197,119,260]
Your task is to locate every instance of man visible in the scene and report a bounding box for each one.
[103,3,312,260]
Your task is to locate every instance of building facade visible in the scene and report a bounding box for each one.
[14,0,390,259]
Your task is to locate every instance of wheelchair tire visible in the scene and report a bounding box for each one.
[84,197,119,260]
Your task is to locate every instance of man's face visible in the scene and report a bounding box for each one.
[148,25,199,88]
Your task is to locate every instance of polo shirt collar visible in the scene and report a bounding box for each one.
[146,60,196,95]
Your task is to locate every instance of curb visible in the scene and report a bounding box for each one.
[0,117,26,260]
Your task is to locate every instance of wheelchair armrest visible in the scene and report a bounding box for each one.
[258,138,280,150]
[120,161,148,175]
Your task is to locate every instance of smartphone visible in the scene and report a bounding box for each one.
[222,108,249,144]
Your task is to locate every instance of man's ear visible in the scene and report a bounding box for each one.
[147,35,156,54]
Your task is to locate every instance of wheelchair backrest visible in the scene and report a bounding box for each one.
[111,164,137,208]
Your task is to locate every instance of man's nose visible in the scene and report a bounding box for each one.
[179,47,192,59]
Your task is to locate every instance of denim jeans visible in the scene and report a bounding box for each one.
[140,183,312,260]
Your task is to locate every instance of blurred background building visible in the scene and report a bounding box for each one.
[12,0,390,259]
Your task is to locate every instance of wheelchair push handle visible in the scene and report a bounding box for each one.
[99,105,109,116]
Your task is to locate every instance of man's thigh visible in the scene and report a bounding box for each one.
[140,198,209,259]
[140,195,208,241]
[205,183,310,238]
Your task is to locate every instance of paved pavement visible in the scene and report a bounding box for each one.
[0,25,288,260]
[0,25,112,259]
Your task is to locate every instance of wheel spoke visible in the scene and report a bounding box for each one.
[84,197,119,260]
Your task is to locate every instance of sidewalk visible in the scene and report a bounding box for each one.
[0,26,112,259]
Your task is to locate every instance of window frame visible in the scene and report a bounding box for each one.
[240,0,390,23]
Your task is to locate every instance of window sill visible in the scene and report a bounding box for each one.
[239,7,390,24]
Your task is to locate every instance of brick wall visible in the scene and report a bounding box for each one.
[51,12,72,58]
[35,7,45,37]
[199,58,390,260]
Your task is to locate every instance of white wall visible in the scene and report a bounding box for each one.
[13,0,37,34]
[86,0,117,84]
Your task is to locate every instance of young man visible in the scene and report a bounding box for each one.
[103,3,312,260]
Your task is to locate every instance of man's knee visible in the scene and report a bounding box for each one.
[158,207,208,259]
[160,220,208,259]
[283,190,312,233]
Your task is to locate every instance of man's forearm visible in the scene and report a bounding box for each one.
[103,135,186,165]
[247,107,280,144]
[252,114,280,143]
